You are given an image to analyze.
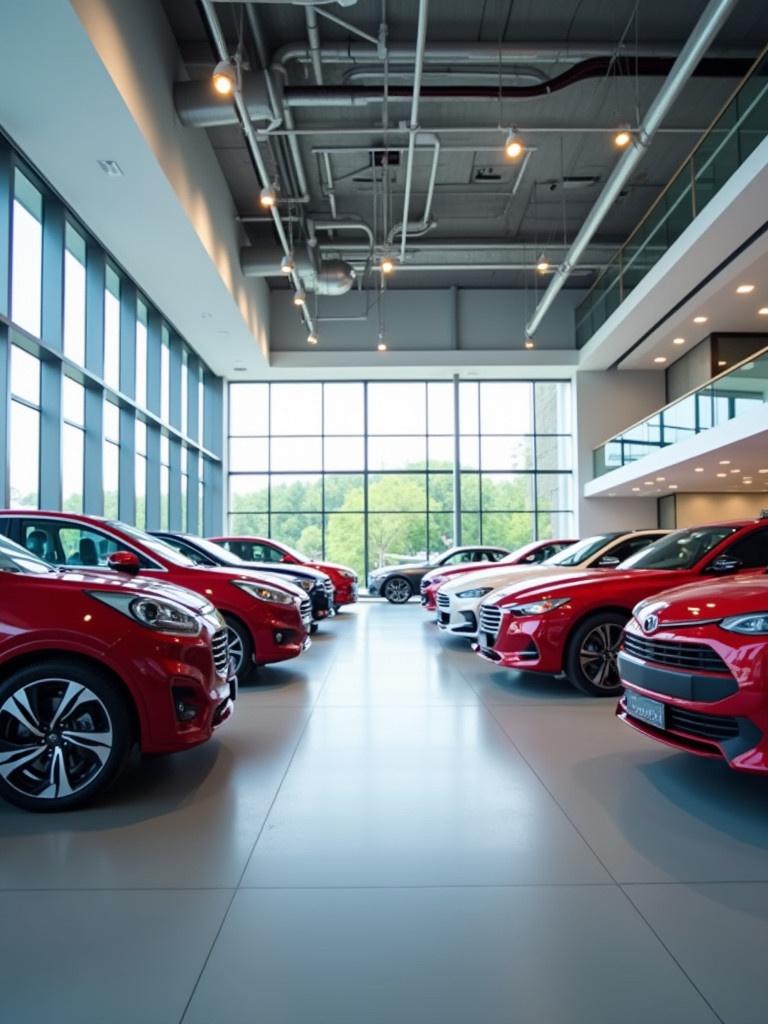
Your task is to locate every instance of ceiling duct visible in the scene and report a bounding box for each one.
[241,246,356,295]
[174,74,277,128]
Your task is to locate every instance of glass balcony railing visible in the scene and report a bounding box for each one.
[593,345,768,477]
[576,47,768,349]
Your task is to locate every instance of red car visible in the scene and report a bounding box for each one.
[420,539,578,612]
[474,518,768,696]
[211,535,358,609]
[617,574,768,773]
[0,512,312,686]
[0,531,233,812]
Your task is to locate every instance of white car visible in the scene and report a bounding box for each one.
[435,530,668,638]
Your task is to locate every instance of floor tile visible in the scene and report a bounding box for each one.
[625,882,768,1024]
[491,703,768,883]
[241,705,609,887]
[183,886,717,1024]
[0,888,231,1024]
[0,705,310,889]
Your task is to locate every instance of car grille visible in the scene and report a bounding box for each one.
[300,596,312,623]
[623,634,729,674]
[212,629,230,677]
[478,605,502,641]
[437,592,450,610]
[666,706,740,742]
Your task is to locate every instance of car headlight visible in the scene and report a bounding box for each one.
[457,586,494,599]
[721,612,768,635]
[508,597,571,616]
[339,569,356,580]
[232,580,295,605]
[294,578,314,592]
[87,591,201,635]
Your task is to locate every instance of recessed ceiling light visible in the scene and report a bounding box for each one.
[632,487,640,492]
[758,307,768,316]
[717,360,728,367]
[608,492,617,497]
[736,284,755,294]
[719,460,731,465]
[656,476,666,481]
[694,467,704,472]
[668,484,678,489]
[644,481,654,486]
[673,337,685,345]
[759,469,768,474]
[717,472,727,478]
[743,479,753,484]
[693,316,708,323]
[730,468,740,473]
[653,356,667,363]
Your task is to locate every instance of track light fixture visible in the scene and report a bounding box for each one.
[212,58,237,96]
[524,339,535,349]
[377,341,388,352]
[293,290,306,307]
[504,131,525,160]
[380,257,395,275]
[260,185,277,209]
[613,128,633,149]
[307,333,318,345]
[280,253,295,274]
[536,255,550,273]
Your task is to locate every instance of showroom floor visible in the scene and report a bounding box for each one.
[2,602,767,1023]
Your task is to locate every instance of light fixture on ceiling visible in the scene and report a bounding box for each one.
[760,469,768,474]
[694,467,704,472]
[632,487,640,492]
[293,289,306,307]
[717,360,728,367]
[644,481,654,486]
[380,256,395,275]
[717,472,727,478]
[212,58,237,96]
[743,478,753,485]
[736,284,755,294]
[759,307,768,316]
[260,185,277,209]
[536,255,549,274]
[613,128,633,149]
[673,337,685,345]
[97,159,124,178]
[668,484,678,489]
[654,356,667,363]
[504,131,525,160]
[719,460,731,465]
[693,316,708,323]
[730,468,740,473]
[656,476,666,482]
[377,341,388,352]
[524,339,535,349]
[280,253,295,274]
[307,333,318,345]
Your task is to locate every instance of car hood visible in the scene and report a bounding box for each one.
[629,571,768,625]
[423,562,494,584]
[488,568,689,607]
[51,568,216,615]
[184,565,306,601]
[441,563,587,596]
[370,562,429,577]
[239,561,329,583]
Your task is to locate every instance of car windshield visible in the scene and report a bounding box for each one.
[274,541,308,562]
[107,521,197,567]
[0,533,53,575]
[545,535,615,567]
[180,536,246,566]
[619,526,739,570]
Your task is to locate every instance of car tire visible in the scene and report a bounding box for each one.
[310,623,319,635]
[223,614,256,685]
[382,575,413,604]
[565,611,628,697]
[0,660,133,812]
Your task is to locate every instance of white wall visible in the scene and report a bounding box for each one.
[574,369,666,534]
[674,493,768,526]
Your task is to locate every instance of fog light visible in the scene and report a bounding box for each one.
[274,630,285,644]
[175,700,198,722]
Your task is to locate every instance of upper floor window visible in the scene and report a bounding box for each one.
[103,265,121,390]
[11,170,43,337]
[135,299,148,409]
[63,223,86,365]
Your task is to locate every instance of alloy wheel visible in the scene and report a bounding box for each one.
[226,627,245,675]
[0,678,114,802]
[578,623,623,690]
[383,577,411,603]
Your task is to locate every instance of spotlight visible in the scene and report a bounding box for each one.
[293,290,306,307]
[504,131,525,160]
[380,257,395,275]
[535,255,549,274]
[377,342,388,352]
[524,339,535,350]
[613,128,633,148]
[212,58,236,96]
[260,185,277,209]
[280,254,295,274]
[307,333,318,345]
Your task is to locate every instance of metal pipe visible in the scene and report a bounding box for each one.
[525,0,739,338]
[399,0,429,262]
[312,219,375,260]
[262,124,706,137]
[389,133,440,246]
[321,153,338,220]
[304,7,324,85]
[198,0,315,336]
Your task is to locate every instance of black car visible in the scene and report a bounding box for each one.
[367,545,509,604]
[152,532,335,630]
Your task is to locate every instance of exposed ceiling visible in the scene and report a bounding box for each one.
[160,0,767,311]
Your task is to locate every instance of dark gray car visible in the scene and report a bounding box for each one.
[367,546,508,603]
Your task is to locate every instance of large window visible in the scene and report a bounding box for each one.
[103,398,120,518]
[63,224,86,365]
[103,265,120,391]
[62,376,85,512]
[135,298,148,409]
[10,170,43,338]
[228,380,574,580]
[9,345,41,508]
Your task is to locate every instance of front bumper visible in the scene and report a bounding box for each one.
[334,580,358,605]
[436,596,483,637]
[473,612,566,673]
[249,603,310,665]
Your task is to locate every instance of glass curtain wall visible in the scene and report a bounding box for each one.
[228,381,574,580]
[0,133,223,532]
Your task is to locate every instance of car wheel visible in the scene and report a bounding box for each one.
[223,615,256,685]
[382,576,413,604]
[565,612,628,697]
[0,660,133,812]
[310,623,319,635]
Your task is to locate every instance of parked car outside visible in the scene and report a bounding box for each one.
[420,539,578,611]
[210,535,358,610]
[0,512,312,686]
[0,532,233,811]
[368,545,509,604]
[475,518,768,697]
[617,573,768,772]
[437,531,667,638]
[152,532,335,631]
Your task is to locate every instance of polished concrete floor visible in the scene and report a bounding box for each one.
[2,602,768,1023]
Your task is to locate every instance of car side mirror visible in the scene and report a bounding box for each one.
[707,555,742,574]
[596,555,621,567]
[107,551,141,576]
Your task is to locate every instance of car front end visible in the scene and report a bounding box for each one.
[474,593,571,672]
[617,578,768,773]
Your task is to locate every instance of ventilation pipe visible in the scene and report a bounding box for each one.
[388,132,440,247]
[399,0,429,261]
[241,246,356,295]
[525,0,739,339]
[174,74,276,128]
